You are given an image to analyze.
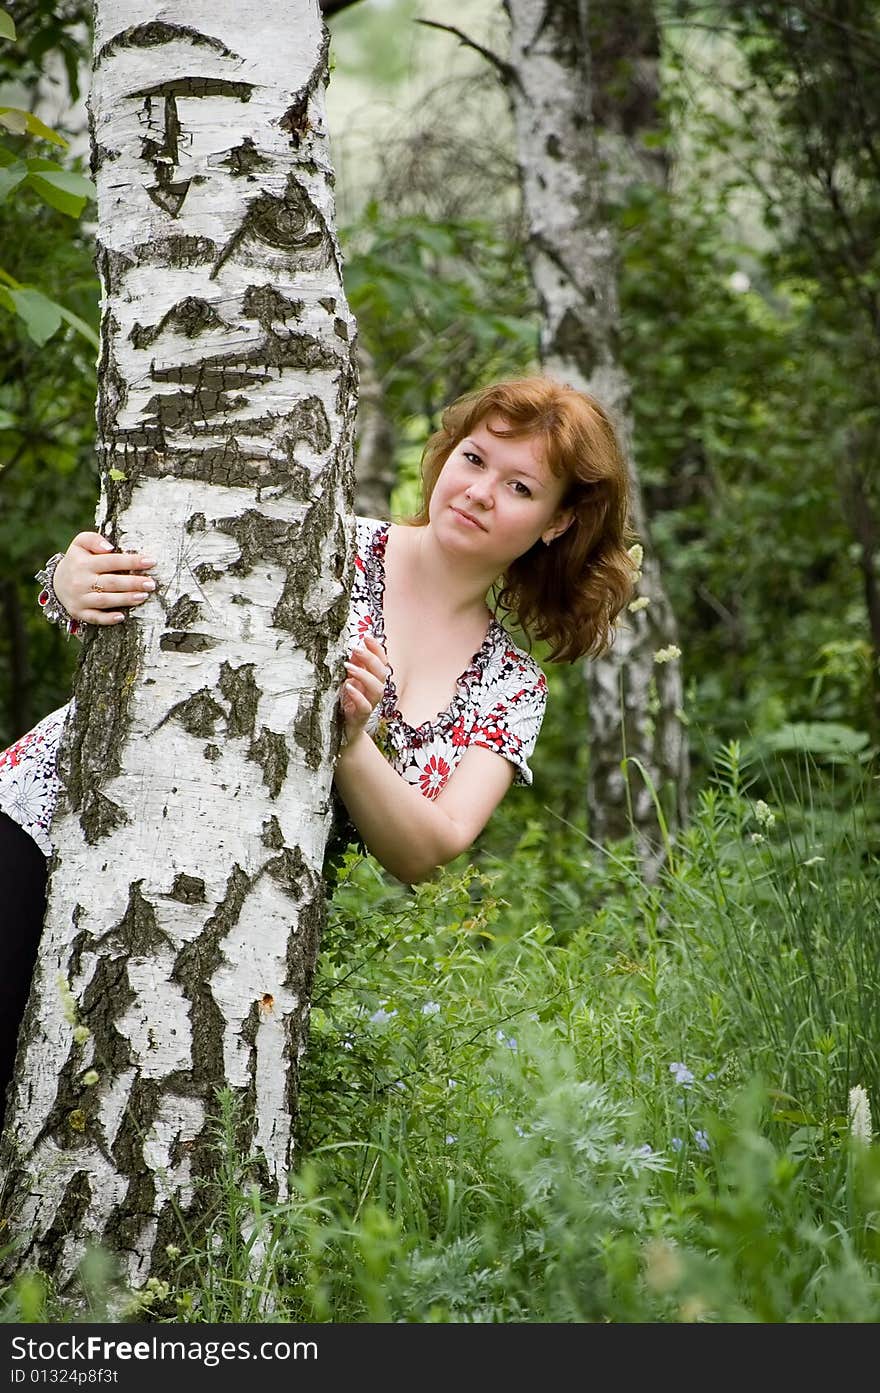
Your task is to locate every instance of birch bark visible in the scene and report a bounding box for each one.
[0,0,356,1290]
[503,0,688,875]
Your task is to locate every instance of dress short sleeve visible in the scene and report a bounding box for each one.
[469,653,548,787]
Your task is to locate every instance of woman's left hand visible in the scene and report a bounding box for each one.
[340,632,389,746]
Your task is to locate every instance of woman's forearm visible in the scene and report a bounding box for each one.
[333,733,461,883]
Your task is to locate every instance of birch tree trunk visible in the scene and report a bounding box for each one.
[353,343,395,520]
[0,0,356,1291]
[503,0,688,876]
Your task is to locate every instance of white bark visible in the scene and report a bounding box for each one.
[0,0,355,1290]
[504,0,688,875]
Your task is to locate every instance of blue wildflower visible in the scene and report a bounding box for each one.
[669,1061,695,1088]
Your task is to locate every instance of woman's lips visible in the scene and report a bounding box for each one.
[451,506,487,531]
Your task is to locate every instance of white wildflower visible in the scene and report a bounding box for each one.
[421,1001,441,1016]
[754,799,776,830]
[654,645,681,665]
[749,832,765,844]
[81,1070,99,1087]
[369,1006,397,1025]
[72,1024,91,1045]
[849,1085,873,1144]
[628,595,650,613]
[802,855,825,867]
[728,270,751,293]
[627,542,644,569]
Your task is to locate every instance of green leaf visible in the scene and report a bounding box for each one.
[0,107,67,147]
[0,9,15,41]
[0,109,26,136]
[28,167,94,218]
[30,167,95,199]
[760,722,870,758]
[57,303,99,350]
[8,287,63,345]
[108,468,127,481]
[0,159,27,202]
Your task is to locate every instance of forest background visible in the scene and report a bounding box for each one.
[1,0,880,1323]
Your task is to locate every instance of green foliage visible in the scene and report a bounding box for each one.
[343,204,537,433]
[0,5,96,347]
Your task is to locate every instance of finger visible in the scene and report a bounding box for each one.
[87,553,157,575]
[347,646,389,682]
[80,573,156,594]
[79,609,127,626]
[341,681,371,716]
[71,532,115,555]
[343,664,384,701]
[361,634,388,664]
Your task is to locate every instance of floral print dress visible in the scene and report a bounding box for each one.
[0,517,547,859]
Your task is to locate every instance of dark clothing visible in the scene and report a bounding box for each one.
[0,810,47,1128]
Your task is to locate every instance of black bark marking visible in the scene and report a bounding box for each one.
[279,31,329,150]
[83,791,129,845]
[133,235,217,267]
[166,595,201,629]
[242,283,304,329]
[247,728,288,799]
[261,815,284,850]
[169,874,206,904]
[280,395,331,458]
[215,510,295,576]
[222,137,270,176]
[274,485,346,670]
[97,882,172,956]
[131,297,224,349]
[141,92,191,217]
[285,891,326,1129]
[60,619,141,845]
[203,744,220,762]
[265,844,306,896]
[81,953,137,1078]
[293,689,324,772]
[133,77,254,102]
[212,177,333,279]
[95,22,242,64]
[159,631,218,653]
[172,865,250,1087]
[36,1172,92,1282]
[104,1077,160,1255]
[166,689,226,738]
[218,662,259,738]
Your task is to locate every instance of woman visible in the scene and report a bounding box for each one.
[0,375,636,1114]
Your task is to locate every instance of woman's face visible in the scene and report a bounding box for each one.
[428,415,573,571]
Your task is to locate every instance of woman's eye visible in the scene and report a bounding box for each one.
[513,481,532,497]
[464,452,483,466]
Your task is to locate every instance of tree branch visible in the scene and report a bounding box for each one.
[415,18,520,89]
[319,0,364,16]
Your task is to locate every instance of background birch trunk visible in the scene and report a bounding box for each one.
[503,0,688,876]
[0,0,356,1290]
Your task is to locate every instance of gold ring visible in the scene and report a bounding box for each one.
[92,581,103,593]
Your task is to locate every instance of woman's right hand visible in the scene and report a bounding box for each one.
[53,532,158,626]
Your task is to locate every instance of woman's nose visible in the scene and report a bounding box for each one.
[466,475,494,507]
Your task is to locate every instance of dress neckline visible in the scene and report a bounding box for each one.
[369,520,501,735]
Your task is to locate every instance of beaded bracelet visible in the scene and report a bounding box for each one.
[35,553,85,638]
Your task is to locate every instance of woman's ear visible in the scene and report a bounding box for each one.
[541,509,574,546]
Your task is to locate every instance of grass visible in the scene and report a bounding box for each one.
[3,740,880,1322]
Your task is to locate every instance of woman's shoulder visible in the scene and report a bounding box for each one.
[482,623,548,698]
